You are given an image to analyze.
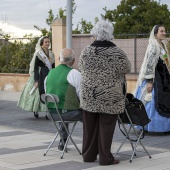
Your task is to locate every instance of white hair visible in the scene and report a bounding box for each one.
[91,20,114,41]
[59,48,75,65]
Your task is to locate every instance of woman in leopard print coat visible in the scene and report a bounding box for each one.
[78,20,131,165]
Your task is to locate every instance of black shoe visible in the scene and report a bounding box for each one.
[58,139,67,151]
[100,159,120,166]
[45,115,50,120]
[58,144,64,151]
[33,112,39,118]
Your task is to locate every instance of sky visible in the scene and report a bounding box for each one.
[0,0,170,37]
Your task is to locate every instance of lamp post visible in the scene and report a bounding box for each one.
[66,0,72,48]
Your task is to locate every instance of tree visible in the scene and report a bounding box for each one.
[72,18,94,34]
[34,9,54,37]
[0,28,10,39]
[34,0,76,36]
[0,36,38,73]
[72,17,99,34]
[34,0,95,35]
[0,1,80,73]
[0,29,3,38]
[101,0,170,35]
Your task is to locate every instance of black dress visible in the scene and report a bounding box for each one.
[154,57,170,118]
[34,52,55,101]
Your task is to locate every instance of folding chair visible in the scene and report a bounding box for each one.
[114,95,152,162]
[41,94,82,159]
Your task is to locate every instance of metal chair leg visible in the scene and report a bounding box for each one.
[60,122,81,159]
[44,132,59,156]
[115,115,151,162]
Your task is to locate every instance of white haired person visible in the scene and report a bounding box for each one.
[44,48,82,151]
[134,25,170,133]
[79,20,131,165]
[17,36,55,119]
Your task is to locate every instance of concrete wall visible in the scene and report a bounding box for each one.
[0,73,137,94]
[0,73,29,91]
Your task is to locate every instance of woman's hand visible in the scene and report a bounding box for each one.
[147,82,153,93]
[34,82,38,88]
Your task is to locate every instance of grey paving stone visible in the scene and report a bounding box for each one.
[1,98,170,169]
[0,131,30,137]
[22,161,98,170]
[114,149,158,161]
[0,100,83,136]
[0,145,49,155]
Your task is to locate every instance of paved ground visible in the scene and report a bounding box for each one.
[0,91,170,170]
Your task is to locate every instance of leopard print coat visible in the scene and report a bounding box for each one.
[78,41,131,114]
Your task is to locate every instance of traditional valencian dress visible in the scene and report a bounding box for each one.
[34,49,55,99]
[17,73,46,112]
[17,37,55,114]
[134,26,170,132]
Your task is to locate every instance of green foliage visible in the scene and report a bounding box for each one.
[94,17,99,24]
[0,0,79,73]
[72,18,94,34]
[0,28,11,39]
[102,0,170,36]
[72,0,77,15]
[46,9,55,26]
[0,37,38,73]
[56,7,66,19]
[0,40,7,70]
[0,29,3,38]
[72,26,81,34]
[34,25,50,37]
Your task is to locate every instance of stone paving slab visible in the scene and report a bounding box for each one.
[1,91,170,169]
[0,122,170,170]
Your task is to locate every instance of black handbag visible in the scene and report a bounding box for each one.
[120,93,151,126]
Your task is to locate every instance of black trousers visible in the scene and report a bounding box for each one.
[50,109,82,139]
[82,110,118,165]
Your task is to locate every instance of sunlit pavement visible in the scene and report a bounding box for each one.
[0,91,170,170]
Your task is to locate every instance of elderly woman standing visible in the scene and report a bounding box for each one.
[78,20,131,165]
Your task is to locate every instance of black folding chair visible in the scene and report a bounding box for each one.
[114,94,152,162]
[41,94,82,159]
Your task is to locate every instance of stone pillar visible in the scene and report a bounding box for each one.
[51,18,66,66]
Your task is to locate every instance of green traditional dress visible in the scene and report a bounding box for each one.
[17,74,46,112]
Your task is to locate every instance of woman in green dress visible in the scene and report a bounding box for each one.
[17,36,55,118]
